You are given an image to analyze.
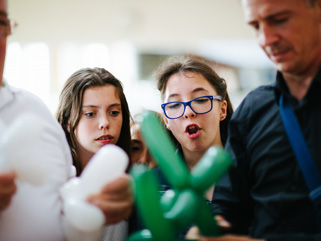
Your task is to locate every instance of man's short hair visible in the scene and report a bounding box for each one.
[305,0,318,6]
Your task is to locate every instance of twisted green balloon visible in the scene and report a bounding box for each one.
[127,111,232,241]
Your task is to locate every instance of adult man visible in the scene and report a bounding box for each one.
[0,0,18,215]
[207,0,321,240]
[0,0,132,240]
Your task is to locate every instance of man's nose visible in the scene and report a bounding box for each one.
[257,23,279,49]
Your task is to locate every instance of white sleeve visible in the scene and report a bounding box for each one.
[0,87,74,241]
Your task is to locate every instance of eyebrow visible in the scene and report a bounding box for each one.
[167,87,210,100]
[131,139,143,145]
[248,10,292,25]
[0,10,8,17]
[82,103,121,109]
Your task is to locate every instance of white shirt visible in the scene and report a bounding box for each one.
[0,84,74,241]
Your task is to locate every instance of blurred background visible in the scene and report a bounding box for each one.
[4,0,275,115]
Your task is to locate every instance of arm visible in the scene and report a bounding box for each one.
[212,101,253,234]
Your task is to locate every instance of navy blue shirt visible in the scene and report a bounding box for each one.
[212,69,321,240]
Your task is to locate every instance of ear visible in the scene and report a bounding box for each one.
[66,124,71,133]
[162,114,171,130]
[220,100,227,121]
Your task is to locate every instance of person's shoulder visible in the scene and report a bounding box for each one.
[239,84,274,108]
[6,85,63,134]
[245,84,274,102]
[11,86,45,106]
[233,84,275,120]
[9,85,53,117]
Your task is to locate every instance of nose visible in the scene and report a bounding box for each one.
[99,115,109,130]
[137,148,151,165]
[257,23,279,49]
[184,105,196,119]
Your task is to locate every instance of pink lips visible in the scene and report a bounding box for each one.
[185,124,201,139]
[96,135,113,145]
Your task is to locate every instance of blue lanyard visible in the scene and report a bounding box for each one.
[279,94,321,200]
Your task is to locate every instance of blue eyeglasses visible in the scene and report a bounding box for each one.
[161,95,222,119]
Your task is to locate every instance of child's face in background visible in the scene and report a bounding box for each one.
[130,122,157,168]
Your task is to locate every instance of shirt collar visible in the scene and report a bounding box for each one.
[0,82,16,111]
[274,67,321,105]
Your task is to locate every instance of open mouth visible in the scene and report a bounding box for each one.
[185,124,200,135]
[97,136,112,140]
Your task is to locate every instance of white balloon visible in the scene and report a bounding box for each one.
[63,198,105,232]
[61,144,129,232]
[60,177,82,200]
[80,144,129,196]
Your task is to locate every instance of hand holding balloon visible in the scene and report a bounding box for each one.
[60,144,129,232]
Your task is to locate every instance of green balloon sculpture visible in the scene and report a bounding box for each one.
[127,111,232,241]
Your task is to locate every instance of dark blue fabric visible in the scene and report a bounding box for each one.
[212,69,321,240]
[279,94,321,198]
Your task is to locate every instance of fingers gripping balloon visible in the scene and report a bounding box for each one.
[60,144,128,233]
[127,111,232,241]
[0,114,48,185]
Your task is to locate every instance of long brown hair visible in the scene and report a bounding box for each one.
[56,67,131,176]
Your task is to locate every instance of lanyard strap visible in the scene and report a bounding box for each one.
[279,94,321,200]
